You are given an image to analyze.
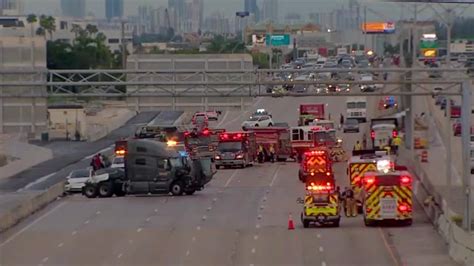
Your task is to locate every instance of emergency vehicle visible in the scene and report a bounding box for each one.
[298,149,333,183]
[347,150,392,212]
[215,131,257,169]
[184,128,216,159]
[297,181,340,227]
[370,118,399,150]
[361,160,413,226]
[290,126,335,161]
[251,127,292,162]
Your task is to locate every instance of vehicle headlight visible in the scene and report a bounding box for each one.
[236,154,244,159]
[215,155,221,160]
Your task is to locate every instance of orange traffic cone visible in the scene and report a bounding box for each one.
[288,213,295,230]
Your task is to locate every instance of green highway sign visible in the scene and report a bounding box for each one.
[420,40,438,49]
[266,34,291,46]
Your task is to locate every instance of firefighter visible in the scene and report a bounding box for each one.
[362,133,367,149]
[353,141,362,151]
[383,145,391,154]
[258,144,265,163]
[392,135,402,154]
[269,144,276,163]
[344,186,357,217]
[339,113,344,130]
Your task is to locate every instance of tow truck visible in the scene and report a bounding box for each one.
[83,139,216,198]
[298,149,333,183]
[297,180,340,228]
[362,159,413,226]
[214,131,257,169]
[347,150,392,212]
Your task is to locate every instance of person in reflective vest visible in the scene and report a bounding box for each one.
[353,141,362,151]
[269,144,275,163]
[392,136,402,153]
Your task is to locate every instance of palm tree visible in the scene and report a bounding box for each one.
[39,15,56,41]
[35,27,46,39]
[85,24,98,37]
[71,24,82,39]
[26,14,37,37]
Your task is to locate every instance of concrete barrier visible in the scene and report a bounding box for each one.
[0,181,65,233]
[400,147,474,265]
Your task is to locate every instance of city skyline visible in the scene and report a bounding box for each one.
[60,0,86,18]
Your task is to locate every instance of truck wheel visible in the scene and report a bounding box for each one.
[303,219,310,228]
[403,219,413,226]
[98,182,114,198]
[364,216,374,227]
[83,184,98,198]
[114,188,126,197]
[333,219,340,227]
[170,181,184,196]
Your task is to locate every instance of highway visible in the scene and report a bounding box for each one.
[0,93,457,266]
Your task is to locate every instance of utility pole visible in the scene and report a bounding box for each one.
[363,6,367,50]
[121,20,127,69]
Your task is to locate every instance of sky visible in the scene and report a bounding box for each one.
[22,0,469,21]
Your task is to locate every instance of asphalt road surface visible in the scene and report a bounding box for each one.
[0,91,457,265]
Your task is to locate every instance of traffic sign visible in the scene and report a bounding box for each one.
[265,34,290,46]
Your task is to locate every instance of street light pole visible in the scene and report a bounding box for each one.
[461,80,472,232]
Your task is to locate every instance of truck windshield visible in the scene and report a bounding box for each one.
[218,142,242,152]
[170,157,184,168]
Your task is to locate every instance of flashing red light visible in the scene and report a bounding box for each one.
[400,175,411,185]
[364,176,376,185]
[202,129,210,136]
[115,149,126,155]
[392,130,398,138]
[370,130,375,139]
[304,150,326,156]
[326,172,331,176]
[398,204,411,212]
[311,127,321,131]
[184,131,190,137]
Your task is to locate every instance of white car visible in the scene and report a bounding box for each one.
[242,115,274,129]
[65,168,93,192]
[111,156,125,169]
[205,110,220,121]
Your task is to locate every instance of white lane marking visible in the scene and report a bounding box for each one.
[317,234,321,239]
[260,205,264,210]
[128,240,134,244]
[154,209,158,213]
[251,248,256,254]
[257,214,262,220]
[96,211,101,215]
[19,172,57,191]
[212,198,217,202]
[71,231,77,236]
[269,166,281,187]
[216,111,229,127]
[192,236,196,242]
[224,170,239,187]
[137,228,143,233]
[202,215,207,221]
[117,253,123,259]
[146,217,151,222]
[319,246,324,252]
[57,243,64,248]
[207,206,212,211]
[42,257,48,263]
[321,262,327,266]
[186,250,190,256]
[84,220,90,224]
[378,227,400,266]
[256,224,260,229]
[196,226,201,231]
[263,197,267,202]
[250,264,255,266]
[0,201,67,247]
[253,235,259,240]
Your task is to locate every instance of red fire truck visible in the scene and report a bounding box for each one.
[290,126,335,161]
[251,126,292,162]
[298,149,334,183]
[215,131,257,169]
[184,128,216,159]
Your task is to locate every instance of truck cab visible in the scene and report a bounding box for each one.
[215,131,257,169]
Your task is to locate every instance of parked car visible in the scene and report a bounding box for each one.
[65,168,93,192]
[343,118,360,133]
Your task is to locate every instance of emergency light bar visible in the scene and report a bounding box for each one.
[304,150,326,156]
[219,133,245,140]
[306,182,333,191]
[115,149,126,155]
[376,159,394,173]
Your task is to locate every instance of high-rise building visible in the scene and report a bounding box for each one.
[106,0,124,20]
[168,0,185,32]
[0,0,23,16]
[262,0,277,23]
[244,0,259,22]
[183,0,203,33]
[204,11,230,34]
[60,0,85,18]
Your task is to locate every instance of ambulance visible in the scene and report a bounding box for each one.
[298,149,333,183]
[361,160,413,226]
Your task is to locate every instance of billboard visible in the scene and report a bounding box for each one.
[265,34,291,46]
[361,22,396,34]
[252,34,266,47]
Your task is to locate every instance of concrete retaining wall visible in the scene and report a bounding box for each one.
[0,181,65,233]
[401,147,474,265]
